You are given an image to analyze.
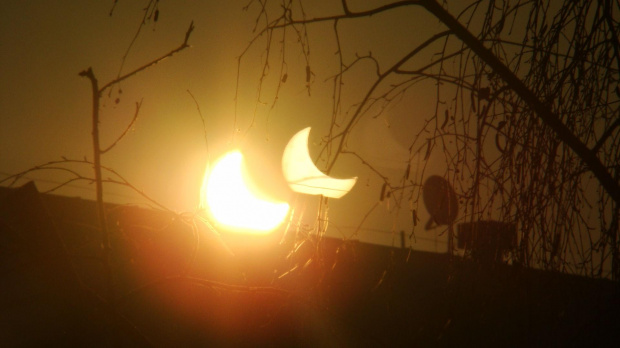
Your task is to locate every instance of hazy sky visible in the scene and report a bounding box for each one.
[1,1,453,250]
[1,1,257,204]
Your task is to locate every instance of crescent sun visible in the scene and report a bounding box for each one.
[282,127,357,198]
[203,150,290,233]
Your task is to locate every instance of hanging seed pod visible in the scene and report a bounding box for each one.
[379,183,387,202]
[441,110,449,129]
[305,65,311,83]
[154,9,159,22]
[424,138,432,160]
[281,73,288,83]
[471,90,477,112]
[495,121,507,153]
[405,162,411,180]
[496,17,505,34]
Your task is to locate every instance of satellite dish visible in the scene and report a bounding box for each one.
[422,175,458,230]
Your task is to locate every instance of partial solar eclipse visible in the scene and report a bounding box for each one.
[282,127,357,198]
[202,151,290,234]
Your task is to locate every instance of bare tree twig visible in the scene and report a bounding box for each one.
[99,21,195,94]
[420,0,620,205]
[240,0,620,278]
[101,99,143,154]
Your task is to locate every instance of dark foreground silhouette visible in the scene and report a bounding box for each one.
[1,182,618,347]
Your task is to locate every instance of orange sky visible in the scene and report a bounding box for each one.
[1,1,457,251]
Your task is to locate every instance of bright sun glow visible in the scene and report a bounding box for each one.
[201,151,290,234]
[282,127,357,198]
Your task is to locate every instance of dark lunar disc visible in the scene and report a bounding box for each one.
[422,175,458,228]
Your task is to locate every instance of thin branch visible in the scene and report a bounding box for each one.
[187,90,209,154]
[110,0,159,95]
[593,117,620,154]
[101,99,143,154]
[99,21,195,94]
[420,0,620,205]
[326,30,451,173]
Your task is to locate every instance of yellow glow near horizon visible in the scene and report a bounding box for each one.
[201,151,289,234]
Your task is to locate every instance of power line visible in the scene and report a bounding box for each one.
[333,225,448,244]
